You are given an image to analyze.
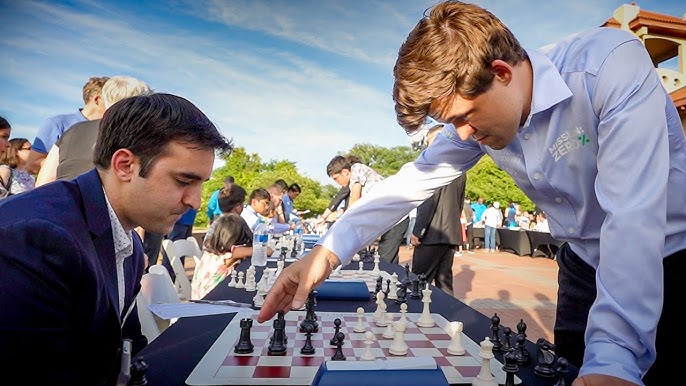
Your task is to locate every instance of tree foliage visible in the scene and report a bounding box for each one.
[344,143,420,177]
[465,156,535,212]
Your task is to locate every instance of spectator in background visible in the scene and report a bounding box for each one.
[168,208,197,242]
[206,175,234,224]
[27,76,109,174]
[0,138,35,195]
[470,197,487,223]
[281,183,301,222]
[504,202,517,228]
[36,75,151,186]
[203,183,251,249]
[0,117,11,199]
[315,185,350,228]
[482,202,502,253]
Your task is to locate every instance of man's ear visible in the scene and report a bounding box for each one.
[490,59,513,85]
[110,149,139,182]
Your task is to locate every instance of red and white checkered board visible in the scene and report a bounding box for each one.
[186,311,521,385]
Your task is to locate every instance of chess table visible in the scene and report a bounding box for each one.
[137,259,577,385]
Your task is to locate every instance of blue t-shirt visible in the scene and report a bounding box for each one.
[32,110,86,154]
[177,208,197,226]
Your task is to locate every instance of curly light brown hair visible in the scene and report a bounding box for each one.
[393,1,527,133]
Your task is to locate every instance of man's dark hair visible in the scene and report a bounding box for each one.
[273,179,288,193]
[288,183,301,193]
[326,155,359,176]
[93,93,232,177]
[218,184,247,213]
[249,188,270,202]
[0,116,10,130]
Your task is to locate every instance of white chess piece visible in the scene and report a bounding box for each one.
[375,303,388,327]
[253,275,270,308]
[388,320,408,356]
[235,271,245,288]
[244,266,256,291]
[358,260,365,275]
[371,254,380,276]
[360,331,375,361]
[382,313,395,339]
[387,273,398,300]
[275,259,285,277]
[471,337,497,386]
[416,287,435,327]
[227,270,237,287]
[373,291,385,322]
[447,321,466,355]
[399,303,408,326]
[353,307,366,333]
[331,265,343,277]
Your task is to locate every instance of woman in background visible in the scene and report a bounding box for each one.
[0,138,35,195]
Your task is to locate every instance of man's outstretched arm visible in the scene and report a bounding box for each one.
[257,245,340,323]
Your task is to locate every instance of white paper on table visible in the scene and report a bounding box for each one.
[147,303,250,319]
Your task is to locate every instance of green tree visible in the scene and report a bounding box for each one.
[345,143,420,177]
[465,156,535,212]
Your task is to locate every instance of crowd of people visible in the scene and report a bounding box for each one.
[1,1,684,385]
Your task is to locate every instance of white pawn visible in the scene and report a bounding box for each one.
[447,321,466,355]
[375,303,388,327]
[358,260,365,275]
[471,337,497,386]
[399,303,408,326]
[244,266,256,292]
[275,259,285,277]
[382,314,395,339]
[360,331,376,361]
[373,291,385,322]
[235,271,245,288]
[227,270,237,287]
[371,254,380,275]
[353,307,366,333]
[388,320,408,356]
[416,287,435,327]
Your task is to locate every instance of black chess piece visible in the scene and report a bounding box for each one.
[534,338,557,378]
[490,313,503,352]
[554,357,569,386]
[402,263,412,288]
[300,291,319,332]
[330,318,343,345]
[384,279,391,297]
[331,332,346,360]
[129,356,148,386]
[280,246,288,260]
[516,319,528,339]
[300,323,316,355]
[515,334,531,365]
[418,273,427,290]
[234,318,255,354]
[375,276,384,294]
[501,326,513,352]
[395,281,408,304]
[502,350,519,386]
[409,279,421,299]
[291,239,298,258]
[268,311,288,355]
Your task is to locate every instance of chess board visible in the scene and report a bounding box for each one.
[186,311,521,385]
[264,269,393,293]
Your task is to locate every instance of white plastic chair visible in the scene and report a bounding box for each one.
[161,239,193,302]
[173,237,203,273]
[137,264,180,342]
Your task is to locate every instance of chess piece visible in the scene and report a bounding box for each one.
[300,291,319,332]
[235,271,245,288]
[395,281,407,304]
[234,318,254,354]
[533,338,557,378]
[388,319,408,356]
[244,266,256,292]
[353,307,366,333]
[382,313,395,339]
[502,350,519,386]
[375,302,388,327]
[384,279,391,297]
[227,270,237,287]
[447,321,465,355]
[300,323,316,355]
[418,273,427,291]
[402,263,412,289]
[331,332,346,360]
[373,291,385,322]
[501,326,513,352]
[330,318,343,346]
[387,275,398,300]
[554,357,569,386]
[291,239,298,258]
[360,331,375,361]
[515,334,531,365]
[275,259,285,277]
[399,303,408,325]
[130,356,148,386]
[374,276,384,294]
[358,260,365,276]
[371,254,380,275]
[516,319,527,339]
[416,286,435,327]
[410,279,421,299]
[490,313,502,352]
[267,312,287,355]
[472,337,498,386]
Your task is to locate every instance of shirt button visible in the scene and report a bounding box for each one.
[567,227,575,234]
[533,173,541,180]
[555,197,562,203]
[523,133,530,140]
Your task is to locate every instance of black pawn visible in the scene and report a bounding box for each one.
[490,313,502,352]
[502,350,519,386]
[554,357,570,386]
[331,332,346,361]
[534,338,557,378]
[291,240,298,258]
[409,279,421,299]
[501,326,513,352]
[234,318,255,354]
[330,318,342,345]
[130,356,148,386]
[402,263,412,288]
[515,334,531,365]
[300,323,316,355]
[384,279,391,297]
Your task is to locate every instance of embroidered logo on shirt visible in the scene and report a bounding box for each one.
[549,126,589,162]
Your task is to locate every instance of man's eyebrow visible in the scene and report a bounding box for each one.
[177,172,205,181]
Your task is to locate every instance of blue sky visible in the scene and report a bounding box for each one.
[1,0,683,184]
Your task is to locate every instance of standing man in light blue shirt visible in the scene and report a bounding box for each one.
[260,2,686,385]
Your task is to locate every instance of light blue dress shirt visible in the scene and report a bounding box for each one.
[319,28,686,384]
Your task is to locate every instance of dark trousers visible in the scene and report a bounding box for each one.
[411,243,454,296]
[555,243,684,385]
[377,217,410,264]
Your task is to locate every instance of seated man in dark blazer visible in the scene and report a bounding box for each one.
[0,93,232,385]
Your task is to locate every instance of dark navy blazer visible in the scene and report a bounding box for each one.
[0,169,147,385]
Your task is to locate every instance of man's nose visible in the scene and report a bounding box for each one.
[455,123,476,141]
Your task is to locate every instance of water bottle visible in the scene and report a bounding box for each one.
[294,221,304,255]
[251,219,270,266]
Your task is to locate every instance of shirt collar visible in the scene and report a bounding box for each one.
[102,188,133,258]
[521,48,573,128]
